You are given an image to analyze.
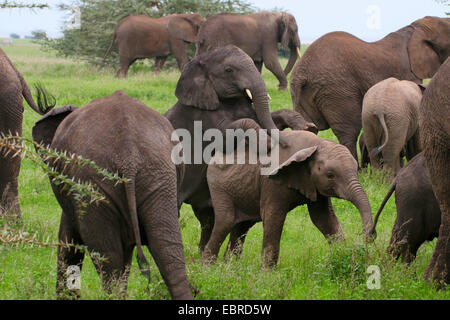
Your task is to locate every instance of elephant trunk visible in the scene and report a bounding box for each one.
[283,46,299,76]
[344,179,375,240]
[249,79,288,147]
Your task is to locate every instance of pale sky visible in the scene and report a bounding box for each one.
[0,0,448,41]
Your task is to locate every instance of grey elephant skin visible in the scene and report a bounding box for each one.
[419,57,450,288]
[32,91,192,299]
[362,78,424,177]
[0,48,53,217]
[196,11,301,90]
[165,45,314,255]
[104,13,205,77]
[204,129,375,268]
[291,16,450,163]
[371,152,441,263]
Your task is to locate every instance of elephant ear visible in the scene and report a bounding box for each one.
[268,146,318,201]
[408,23,442,79]
[279,13,290,50]
[168,15,197,43]
[175,58,219,110]
[32,105,77,148]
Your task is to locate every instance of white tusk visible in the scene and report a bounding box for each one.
[296,47,302,59]
[245,89,253,100]
[267,94,272,101]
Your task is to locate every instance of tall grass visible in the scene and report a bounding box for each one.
[0,40,447,299]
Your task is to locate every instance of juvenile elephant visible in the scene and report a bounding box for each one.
[362,78,424,177]
[371,153,441,263]
[104,13,205,77]
[0,48,54,217]
[32,91,192,299]
[196,11,301,90]
[291,16,450,163]
[204,128,375,268]
[419,57,450,287]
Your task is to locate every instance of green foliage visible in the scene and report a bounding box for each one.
[41,0,255,68]
[0,1,48,9]
[9,33,20,39]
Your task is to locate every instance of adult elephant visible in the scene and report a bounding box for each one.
[0,48,54,217]
[419,57,449,288]
[291,16,450,163]
[32,91,192,299]
[196,11,301,90]
[103,13,205,77]
[165,46,314,254]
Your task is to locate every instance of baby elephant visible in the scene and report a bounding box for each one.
[362,77,425,177]
[32,91,192,299]
[371,152,441,263]
[204,126,375,268]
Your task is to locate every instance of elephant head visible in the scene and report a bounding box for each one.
[168,13,205,43]
[175,45,286,145]
[408,16,450,79]
[278,12,302,75]
[269,133,375,238]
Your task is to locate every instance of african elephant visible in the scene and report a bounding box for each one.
[203,128,375,268]
[104,13,205,77]
[32,91,192,299]
[291,16,450,163]
[165,46,313,254]
[419,57,449,288]
[371,152,440,263]
[358,133,370,169]
[362,78,424,177]
[196,11,301,90]
[0,48,54,217]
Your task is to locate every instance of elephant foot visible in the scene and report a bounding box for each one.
[278,85,288,91]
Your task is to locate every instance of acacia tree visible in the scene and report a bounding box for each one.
[41,0,255,68]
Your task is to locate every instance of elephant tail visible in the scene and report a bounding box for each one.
[124,173,151,282]
[102,32,116,66]
[370,180,396,235]
[370,113,389,157]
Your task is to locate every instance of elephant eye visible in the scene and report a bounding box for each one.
[326,171,335,179]
[225,67,233,73]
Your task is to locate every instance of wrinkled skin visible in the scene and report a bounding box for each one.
[32,91,192,299]
[358,133,370,169]
[291,16,450,164]
[165,46,313,254]
[204,129,375,268]
[371,153,441,263]
[419,57,450,288]
[362,78,424,177]
[196,11,301,90]
[104,14,205,77]
[0,48,53,217]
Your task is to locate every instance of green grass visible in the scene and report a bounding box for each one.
[0,40,447,300]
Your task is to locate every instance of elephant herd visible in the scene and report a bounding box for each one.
[0,11,449,299]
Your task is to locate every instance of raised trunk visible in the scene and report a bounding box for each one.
[283,47,298,76]
[345,180,375,239]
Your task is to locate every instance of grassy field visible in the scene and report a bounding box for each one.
[0,40,447,300]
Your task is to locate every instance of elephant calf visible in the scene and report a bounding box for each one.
[204,127,375,268]
[371,152,441,263]
[32,91,192,299]
[362,77,425,177]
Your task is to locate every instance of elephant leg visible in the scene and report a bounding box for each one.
[0,158,21,217]
[153,56,168,74]
[56,211,85,299]
[139,188,192,300]
[261,205,288,269]
[263,51,287,90]
[380,127,407,178]
[203,192,236,263]
[171,41,188,71]
[254,60,263,73]
[423,140,450,287]
[224,220,257,260]
[192,204,215,254]
[307,196,344,242]
[116,56,134,78]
